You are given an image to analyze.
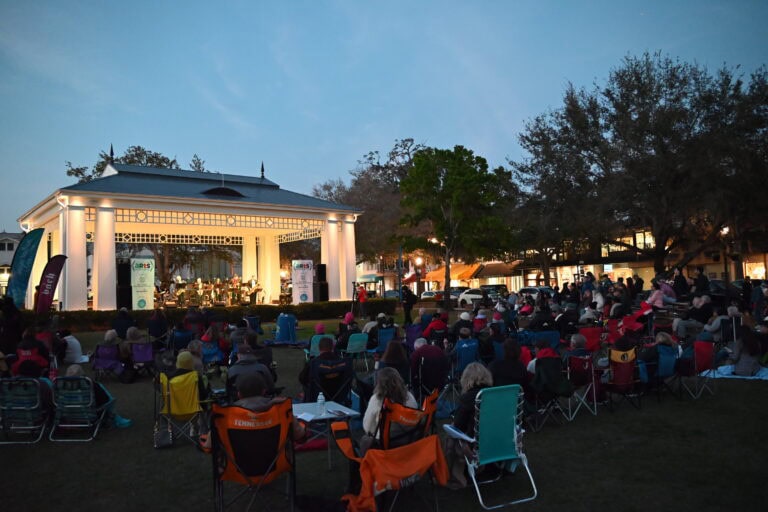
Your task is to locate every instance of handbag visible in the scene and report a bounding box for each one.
[153,417,173,449]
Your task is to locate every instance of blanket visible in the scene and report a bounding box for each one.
[708,364,768,380]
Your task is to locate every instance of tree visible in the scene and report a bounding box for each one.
[189,154,209,172]
[513,53,768,274]
[66,145,181,183]
[400,145,509,308]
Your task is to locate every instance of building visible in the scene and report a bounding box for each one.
[17,164,360,311]
[0,231,24,295]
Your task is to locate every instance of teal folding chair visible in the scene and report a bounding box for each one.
[443,385,537,509]
[341,332,370,372]
[304,335,324,362]
[0,377,49,444]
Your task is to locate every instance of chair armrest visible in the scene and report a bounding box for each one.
[331,421,361,462]
[442,424,475,444]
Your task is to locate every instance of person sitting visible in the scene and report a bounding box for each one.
[472,311,488,334]
[700,306,739,343]
[118,326,150,363]
[298,336,341,396]
[672,295,714,342]
[445,363,494,489]
[59,330,89,365]
[451,312,473,341]
[554,305,579,339]
[336,312,356,339]
[672,267,690,300]
[111,307,136,340]
[528,306,554,331]
[185,339,205,372]
[729,326,762,376]
[366,313,389,350]
[336,320,362,353]
[423,312,448,342]
[378,340,410,384]
[645,281,666,309]
[691,266,710,298]
[361,314,378,334]
[227,319,252,357]
[444,327,476,361]
[561,333,591,362]
[579,301,600,324]
[417,308,432,331]
[526,338,560,375]
[11,329,50,377]
[65,364,132,428]
[227,344,275,396]
[489,338,528,388]
[167,351,209,401]
[147,308,170,350]
[201,322,229,361]
[480,323,504,365]
[362,367,418,438]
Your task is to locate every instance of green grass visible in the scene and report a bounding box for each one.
[2,329,767,512]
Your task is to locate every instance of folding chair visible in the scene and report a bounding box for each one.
[562,355,597,420]
[169,328,194,354]
[0,377,48,444]
[155,371,204,445]
[131,343,155,376]
[676,341,716,399]
[527,357,570,431]
[578,326,605,353]
[405,324,423,352]
[341,333,370,372]
[416,354,450,404]
[307,357,354,405]
[439,339,479,415]
[651,344,679,401]
[368,327,396,356]
[91,344,122,381]
[332,423,448,512]
[303,335,324,362]
[377,389,439,450]
[443,385,538,509]
[211,401,296,512]
[273,313,297,343]
[49,376,113,442]
[532,330,561,350]
[244,315,265,335]
[604,348,641,410]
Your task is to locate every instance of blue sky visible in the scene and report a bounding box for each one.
[1,0,765,230]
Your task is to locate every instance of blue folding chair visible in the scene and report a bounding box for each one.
[0,377,49,444]
[443,385,537,508]
[244,315,265,335]
[368,327,396,356]
[653,344,679,400]
[273,313,298,344]
[304,335,324,362]
[342,333,371,372]
[532,330,561,350]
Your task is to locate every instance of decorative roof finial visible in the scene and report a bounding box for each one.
[260,161,265,179]
[109,144,114,164]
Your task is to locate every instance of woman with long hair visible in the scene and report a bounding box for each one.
[362,366,417,437]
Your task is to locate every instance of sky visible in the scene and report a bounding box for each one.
[1,0,766,231]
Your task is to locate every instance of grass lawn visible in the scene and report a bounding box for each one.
[1,326,766,512]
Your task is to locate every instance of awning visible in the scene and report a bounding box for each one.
[401,273,419,284]
[357,273,383,283]
[475,260,523,278]
[424,263,482,282]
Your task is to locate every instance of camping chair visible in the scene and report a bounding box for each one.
[439,339,479,416]
[332,422,448,512]
[527,357,570,432]
[405,324,423,352]
[443,384,538,509]
[341,333,370,372]
[578,326,605,353]
[377,388,439,449]
[244,315,265,335]
[416,355,450,404]
[650,344,679,401]
[131,343,155,376]
[202,340,225,369]
[211,400,296,512]
[604,348,641,410]
[0,377,49,444]
[368,327,396,356]
[273,314,298,344]
[675,341,716,399]
[155,371,204,445]
[303,335,324,362]
[562,355,597,421]
[49,376,113,442]
[307,357,354,405]
[169,328,194,354]
[91,344,123,381]
[532,330,561,350]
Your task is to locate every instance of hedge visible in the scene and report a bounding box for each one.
[21,298,398,332]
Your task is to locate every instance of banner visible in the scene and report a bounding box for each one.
[291,260,313,304]
[131,258,155,310]
[34,255,67,315]
[6,228,45,308]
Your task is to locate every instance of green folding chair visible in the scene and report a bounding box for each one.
[443,384,537,509]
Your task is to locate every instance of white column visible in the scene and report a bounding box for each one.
[342,215,357,300]
[61,206,88,310]
[242,236,258,285]
[257,236,280,304]
[324,218,341,300]
[93,207,116,310]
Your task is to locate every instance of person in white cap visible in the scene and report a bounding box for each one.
[452,311,473,341]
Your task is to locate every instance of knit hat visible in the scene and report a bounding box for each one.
[176,351,195,370]
[460,312,471,321]
[314,323,325,334]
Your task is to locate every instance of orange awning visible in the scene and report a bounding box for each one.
[424,263,482,282]
[475,260,523,278]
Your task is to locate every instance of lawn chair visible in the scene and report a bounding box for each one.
[307,357,354,405]
[578,326,605,352]
[49,376,113,442]
[443,384,537,509]
[562,355,597,420]
[604,348,641,410]
[341,333,370,372]
[439,339,479,415]
[675,341,716,399]
[415,354,450,404]
[532,330,561,350]
[169,328,194,354]
[651,344,679,401]
[367,327,396,356]
[0,377,49,444]
[244,315,265,335]
[211,400,296,512]
[155,371,204,446]
[91,344,123,381]
[527,357,571,431]
[405,324,423,352]
[332,422,448,512]
[273,313,297,343]
[376,389,439,449]
[303,335,324,362]
[131,343,155,376]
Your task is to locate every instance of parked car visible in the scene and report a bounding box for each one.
[450,286,469,299]
[383,289,401,299]
[458,288,483,308]
[518,286,555,302]
[480,284,509,300]
[421,290,443,300]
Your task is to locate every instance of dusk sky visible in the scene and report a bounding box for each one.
[1,0,766,230]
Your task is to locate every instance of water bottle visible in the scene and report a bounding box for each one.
[317,392,326,414]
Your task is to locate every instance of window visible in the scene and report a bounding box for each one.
[6,243,12,251]
[0,243,6,251]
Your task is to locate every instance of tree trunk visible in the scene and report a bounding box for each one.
[443,247,453,312]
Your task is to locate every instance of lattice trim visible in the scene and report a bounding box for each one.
[112,208,324,230]
[276,228,323,244]
[114,233,244,245]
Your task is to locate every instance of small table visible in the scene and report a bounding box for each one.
[292,401,359,469]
